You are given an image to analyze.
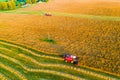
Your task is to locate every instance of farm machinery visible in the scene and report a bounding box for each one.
[45,13,52,16]
[62,54,79,66]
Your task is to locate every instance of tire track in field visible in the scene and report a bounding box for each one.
[0,41,118,80]
[0,53,84,80]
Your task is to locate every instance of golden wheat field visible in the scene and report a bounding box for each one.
[19,0,120,16]
[0,0,120,78]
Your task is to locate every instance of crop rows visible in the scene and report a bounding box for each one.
[0,48,109,80]
[0,73,8,80]
[0,41,62,61]
[0,48,84,79]
[0,54,83,80]
[0,40,120,80]
[0,62,27,80]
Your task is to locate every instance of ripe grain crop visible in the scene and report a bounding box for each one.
[19,0,120,16]
[0,12,120,75]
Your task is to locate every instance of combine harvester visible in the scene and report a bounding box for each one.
[62,54,79,66]
[45,13,52,16]
[39,10,52,16]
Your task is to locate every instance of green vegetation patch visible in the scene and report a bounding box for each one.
[39,38,56,44]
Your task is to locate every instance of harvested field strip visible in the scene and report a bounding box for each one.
[0,40,58,56]
[0,47,103,80]
[0,62,27,80]
[0,40,118,79]
[16,54,105,79]
[0,53,84,80]
[0,47,62,65]
[17,54,105,80]
[1,11,120,21]
[0,73,9,80]
[0,55,70,80]
[0,43,69,65]
[0,41,62,61]
[0,68,15,80]
[0,57,27,79]
[25,69,83,80]
[0,40,119,80]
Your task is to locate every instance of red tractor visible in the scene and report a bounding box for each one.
[62,54,79,66]
[45,13,52,16]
